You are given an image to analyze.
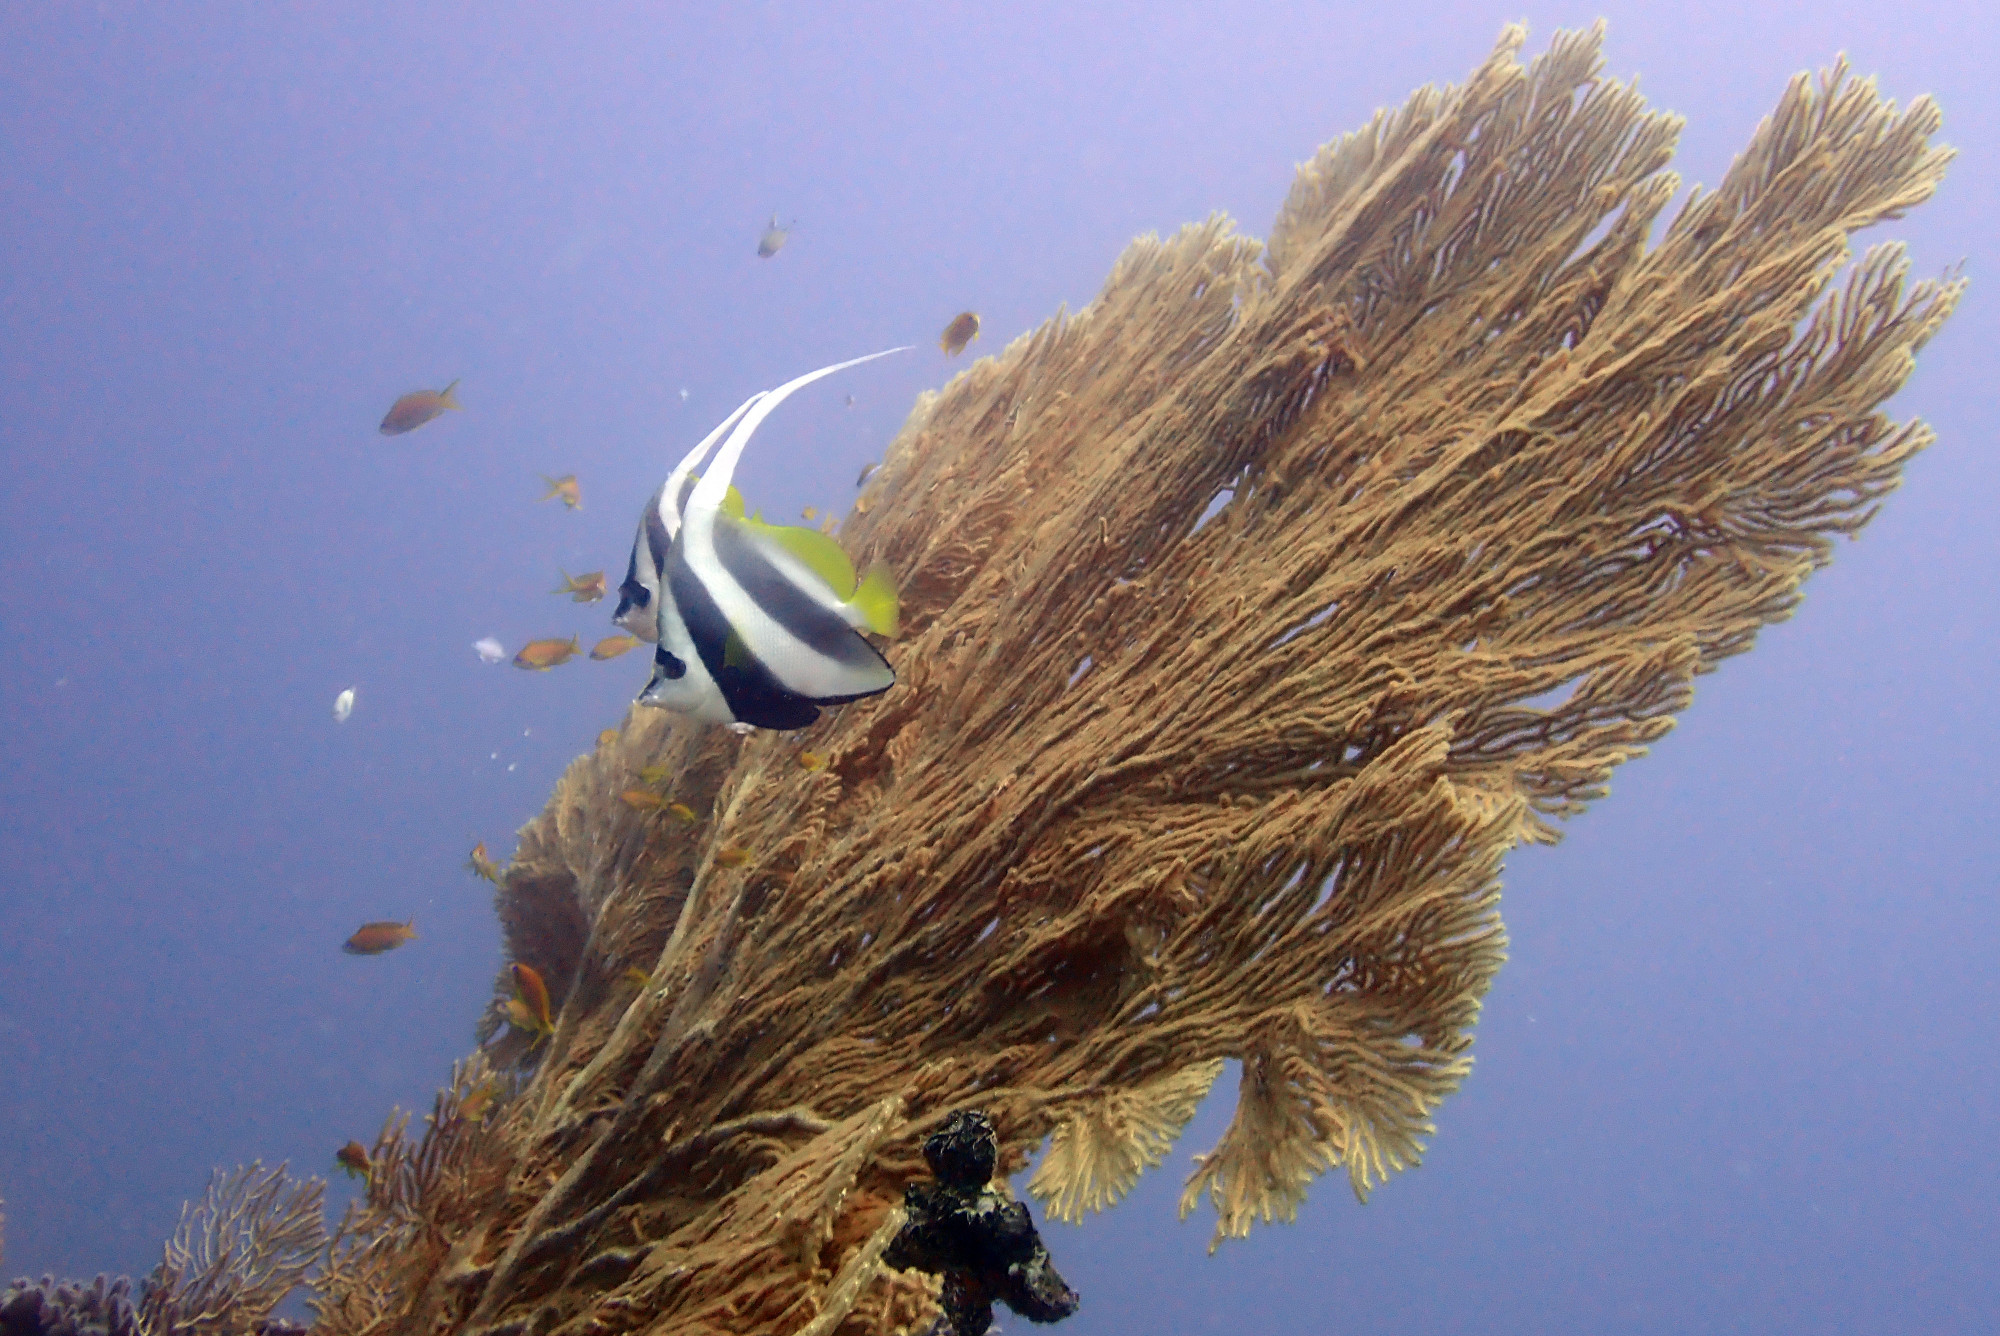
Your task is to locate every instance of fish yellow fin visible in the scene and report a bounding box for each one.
[850,562,900,637]
[723,627,752,669]
[751,521,859,598]
[439,379,462,410]
[553,568,573,593]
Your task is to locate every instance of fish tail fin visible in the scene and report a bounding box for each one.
[439,379,462,411]
[851,563,900,638]
[539,475,557,499]
[553,568,572,593]
[569,635,582,652]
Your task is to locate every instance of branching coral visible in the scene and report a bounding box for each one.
[310,23,1959,1336]
[139,1165,324,1336]
[1,1276,142,1336]
[310,1057,515,1336]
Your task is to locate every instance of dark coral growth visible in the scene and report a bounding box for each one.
[0,1277,141,1336]
[884,1111,1080,1336]
[0,1274,307,1336]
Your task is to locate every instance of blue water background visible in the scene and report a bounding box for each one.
[2,4,1994,1332]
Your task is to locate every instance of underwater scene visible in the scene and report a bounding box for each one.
[1,4,1994,1335]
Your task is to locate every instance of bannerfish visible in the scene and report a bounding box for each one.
[612,459,784,639]
[473,637,506,664]
[540,474,582,509]
[757,214,790,258]
[510,962,555,1035]
[553,569,607,603]
[335,1141,372,1179]
[622,349,910,731]
[344,919,416,955]
[590,634,643,660]
[333,687,355,723]
[467,841,502,883]
[379,381,462,435]
[513,636,581,670]
[940,311,981,357]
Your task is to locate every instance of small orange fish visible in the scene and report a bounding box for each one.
[940,312,981,357]
[591,634,643,660]
[510,962,555,1034]
[621,789,668,811]
[599,728,620,747]
[667,802,698,823]
[459,1077,500,1123]
[553,569,606,603]
[539,474,582,509]
[343,919,416,955]
[802,506,819,522]
[799,751,827,771]
[504,997,538,1033]
[639,764,673,784]
[513,636,581,670]
[379,381,462,435]
[715,845,750,868]
[467,841,503,884]
[335,1140,372,1179]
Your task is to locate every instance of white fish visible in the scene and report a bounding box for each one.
[630,348,909,731]
[679,387,690,404]
[474,637,506,664]
[756,214,790,258]
[333,688,356,723]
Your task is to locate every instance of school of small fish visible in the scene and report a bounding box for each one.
[327,245,969,1170]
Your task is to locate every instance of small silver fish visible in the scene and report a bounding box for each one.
[473,638,506,664]
[757,214,790,258]
[333,687,355,723]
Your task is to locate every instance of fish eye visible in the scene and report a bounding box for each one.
[655,649,687,680]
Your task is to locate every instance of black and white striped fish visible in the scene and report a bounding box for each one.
[618,348,909,731]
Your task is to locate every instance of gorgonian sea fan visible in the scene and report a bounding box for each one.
[311,24,1958,1336]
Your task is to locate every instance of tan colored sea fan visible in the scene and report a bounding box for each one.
[312,22,1958,1335]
